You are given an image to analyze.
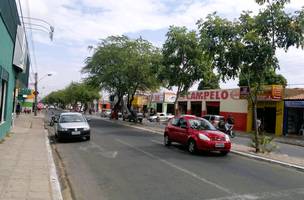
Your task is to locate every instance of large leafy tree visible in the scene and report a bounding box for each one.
[82,36,161,115]
[43,82,100,110]
[239,69,287,87]
[198,0,304,152]
[197,71,220,90]
[161,26,210,114]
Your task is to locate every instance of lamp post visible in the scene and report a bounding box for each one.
[34,73,52,116]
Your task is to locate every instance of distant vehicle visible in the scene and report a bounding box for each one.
[100,109,111,118]
[164,115,231,155]
[202,115,225,128]
[54,112,91,141]
[123,111,143,123]
[148,113,174,122]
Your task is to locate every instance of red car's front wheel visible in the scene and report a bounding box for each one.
[164,135,171,146]
[188,140,197,154]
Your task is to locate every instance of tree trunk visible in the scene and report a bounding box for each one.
[174,92,180,116]
[253,99,260,153]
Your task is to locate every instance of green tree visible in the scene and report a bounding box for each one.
[43,82,100,111]
[82,36,161,115]
[161,26,209,114]
[239,69,287,87]
[197,71,220,90]
[198,0,304,152]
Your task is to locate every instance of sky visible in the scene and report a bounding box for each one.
[17,0,304,97]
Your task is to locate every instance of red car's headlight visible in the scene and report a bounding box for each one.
[198,133,210,141]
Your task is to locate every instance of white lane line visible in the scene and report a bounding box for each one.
[206,187,304,200]
[151,139,163,145]
[116,138,233,195]
[79,142,118,159]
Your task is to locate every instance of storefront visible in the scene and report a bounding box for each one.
[283,89,304,135]
[131,95,149,112]
[284,101,304,135]
[149,92,176,114]
[178,89,248,131]
[244,85,284,136]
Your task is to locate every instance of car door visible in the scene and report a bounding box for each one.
[175,118,189,144]
[167,118,179,142]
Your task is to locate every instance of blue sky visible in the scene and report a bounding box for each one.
[18,0,304,96]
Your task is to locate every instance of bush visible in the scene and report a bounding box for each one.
[251,135,277,153]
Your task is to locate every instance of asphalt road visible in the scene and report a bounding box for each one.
[52,116,304,200]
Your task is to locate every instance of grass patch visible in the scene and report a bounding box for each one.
[0,138,5,144]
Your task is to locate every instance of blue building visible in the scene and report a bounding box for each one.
[0,0,30,140]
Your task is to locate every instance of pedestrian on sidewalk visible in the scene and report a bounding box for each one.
[16,102,21,117]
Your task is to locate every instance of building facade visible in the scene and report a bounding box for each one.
[0,0,29,140]
[177,86,285,135]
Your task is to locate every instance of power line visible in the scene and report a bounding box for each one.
[25,0,38,74]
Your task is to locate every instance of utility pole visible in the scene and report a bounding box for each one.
[34,72,38,116]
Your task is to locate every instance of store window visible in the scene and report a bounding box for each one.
[0,79,7,122]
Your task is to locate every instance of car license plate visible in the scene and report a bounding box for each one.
[72,131,80,135]
[215,143,225,148]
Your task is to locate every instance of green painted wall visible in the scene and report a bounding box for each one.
[0,16,16,140]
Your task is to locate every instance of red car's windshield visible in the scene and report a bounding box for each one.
[189,119,217,131]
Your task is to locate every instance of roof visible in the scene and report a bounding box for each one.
[284,88,304,100]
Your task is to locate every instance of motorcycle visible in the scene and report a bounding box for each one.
[218,121,235,138]
[224,123,235,138]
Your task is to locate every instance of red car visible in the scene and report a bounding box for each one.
[164,115,231,155]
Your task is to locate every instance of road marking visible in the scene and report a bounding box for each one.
[151,139,163,144]
[45,130,63,200]
[206,187,304,200]
[79,142,118,159]
[116,138,233,195]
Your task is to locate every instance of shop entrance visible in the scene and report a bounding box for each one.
[286,108,304,135]
[156,103,162,113]
[257,107,276,133]
[206,101,220,115]
[191,102,202,117]
[167,103,174,114]
[178,102,187,115]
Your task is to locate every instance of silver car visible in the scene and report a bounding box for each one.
[54,112,91,141]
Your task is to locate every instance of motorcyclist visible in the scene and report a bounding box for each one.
[225,114,234,130]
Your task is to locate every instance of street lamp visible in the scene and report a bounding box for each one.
[34,72,52,116]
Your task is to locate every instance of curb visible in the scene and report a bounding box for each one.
[99,118,304,172]
[45,130,63,200]
[230,150,304,172]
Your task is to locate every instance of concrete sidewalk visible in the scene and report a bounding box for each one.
[90,115,304,169]
[0,114,61,200]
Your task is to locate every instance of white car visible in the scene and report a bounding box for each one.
[148,113,174,122]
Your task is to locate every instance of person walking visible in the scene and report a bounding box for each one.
[16,103,21,117]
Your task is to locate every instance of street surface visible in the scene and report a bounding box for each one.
[51,116,304,200]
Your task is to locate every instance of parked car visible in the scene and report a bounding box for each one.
[202,115,225,128]
[164,115,231,155]
[123,111,143,123]
[148,113,174,122]
[54,112,91,141]
[100,109,111,118]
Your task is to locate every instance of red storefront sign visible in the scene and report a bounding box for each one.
[179,90,239,101]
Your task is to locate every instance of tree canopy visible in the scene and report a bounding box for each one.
[160,26,210,114]
[197,0,304,152]
[43,82,100,110]
[197,71,220,90]
[82,35,162,113]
